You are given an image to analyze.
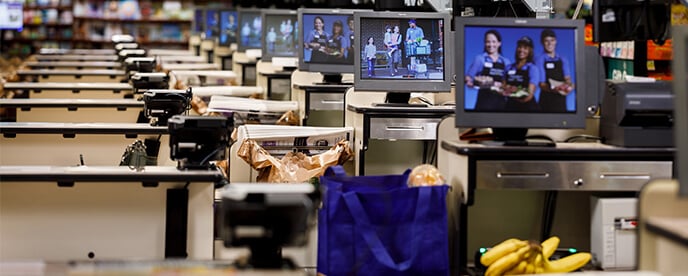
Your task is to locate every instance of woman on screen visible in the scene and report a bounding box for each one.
[536,29,574,113]
[364,36,377,77]
[386,25,402,76]
[304,16,329,63]
[465,29,510,111]
[502,36,540,112]
[325,20,346,62]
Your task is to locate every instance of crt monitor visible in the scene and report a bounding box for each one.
[0,2,22,30]
[455,17,587,143]
[204,8,221,41]
[260,9,298,65]
[353,11,452,105]
[219,9,238,47]
[298,8,361,84]
[237,8,263,52]
[593,0,671,43]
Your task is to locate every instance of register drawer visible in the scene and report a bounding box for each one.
[309,93,344,111]
[369,117,440,140]
[476,160,672,191]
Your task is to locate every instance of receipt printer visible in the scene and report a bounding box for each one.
[590,197,638,270]
[600,81,673,147]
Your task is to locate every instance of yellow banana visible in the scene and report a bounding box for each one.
[541,236,560,259]
[543,252,592,273]
[503,250,530,275]
[480,238,528,266]
[484,242,532,276]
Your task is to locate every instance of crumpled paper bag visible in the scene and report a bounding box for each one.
[237,139,353,183]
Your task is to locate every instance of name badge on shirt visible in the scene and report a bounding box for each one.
[508,70,516,75]
[484,62,493,68]
[546,62,555,69]
[315,35,320,39]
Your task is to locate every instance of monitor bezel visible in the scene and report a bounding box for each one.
[237,7,264,52]
[672,25,688,197]
[353,11,453,93]
[454,16,587,130]
[297,8,362,74]
[218,8,239,47]
[260,9,299,62]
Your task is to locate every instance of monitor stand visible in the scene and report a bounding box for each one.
[373,92,427,108]
[490,128,555,147]
[315,73,344,85]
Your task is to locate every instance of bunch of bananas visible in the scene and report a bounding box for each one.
[480,236,591,276]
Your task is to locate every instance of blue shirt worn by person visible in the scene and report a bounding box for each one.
[406,26,424,42]
[466,52,511,79]
[534,53,571,83]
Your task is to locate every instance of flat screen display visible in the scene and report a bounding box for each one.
[219,10,238,46]
[462,25,577,113]
[0,2,22,30]
[238,9,263,51]
[262,10,298,60]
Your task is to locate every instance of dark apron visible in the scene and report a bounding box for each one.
[310,32,329,63]
[505,64,539,112]
[539,58,567,112]
[474,58,506,111]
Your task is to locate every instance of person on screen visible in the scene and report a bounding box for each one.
[386,25,402,76]
[305,16,329,63]
[325,20,346,62]
[364,36,377,77]
[346,16,355,64]
[465,29,510,111]
[241,22,251,45]
[223,14,237,43]
[267,27,277,52]
[502,36,540,112]
[405,19,425,69]
[535,29,574,112]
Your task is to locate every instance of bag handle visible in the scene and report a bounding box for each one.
[324,165,348,178]
[343,187,431,271]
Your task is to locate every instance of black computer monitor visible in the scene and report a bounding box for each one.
[672,25,688,197]
[0,2,22,30]
[455,17,587,144]
[298,8,363,84]
[353,11,453,105]
[219,9,238,47]
[593,0,671,43]
[260,9,298,64]
[237,8,263,52]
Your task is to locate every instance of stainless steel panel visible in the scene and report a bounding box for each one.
[476,160,672,191]
[309,93,344,111]
[369,117,440,140]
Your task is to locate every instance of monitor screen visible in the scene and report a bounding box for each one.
[0,2,22,30]
[192,8,204,35]
[593,0,670,43]
[353,11,452,93]
[261,9,298,62]
[298,8,360,75]
[204,9,221,40]
[219,9,238,46]
[455,17,587,138]
[237,8,263,52]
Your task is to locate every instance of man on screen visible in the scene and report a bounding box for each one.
[535,29,574,112]
[405,19,424,71]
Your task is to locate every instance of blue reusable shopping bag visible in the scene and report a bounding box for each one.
[317,166,450,276]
